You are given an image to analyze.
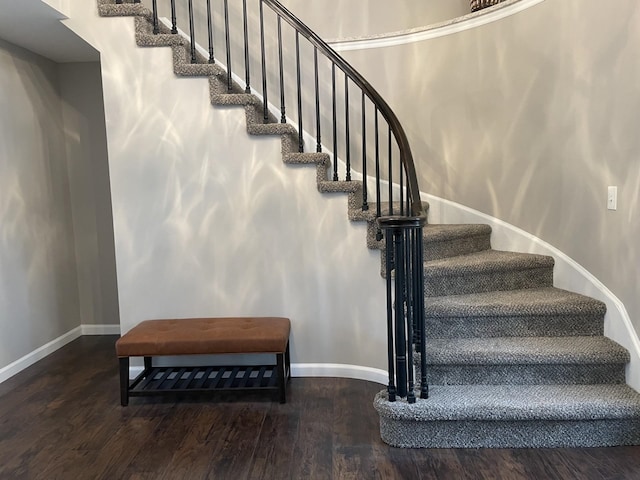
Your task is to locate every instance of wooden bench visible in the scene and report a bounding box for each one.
[115,317,291,405]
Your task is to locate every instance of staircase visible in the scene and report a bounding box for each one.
[97,0,640,448]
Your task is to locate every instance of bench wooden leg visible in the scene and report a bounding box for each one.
[119,357,130,406]
[277,352,286,404]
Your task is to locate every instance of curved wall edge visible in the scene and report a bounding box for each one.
[291,364,387,385]
[329,0,545,52]
[423,192,640,391]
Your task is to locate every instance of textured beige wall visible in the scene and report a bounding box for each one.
[342,0,640,334]
[0,39,81,365]
[279,0,470,39]
[64,8,392,371]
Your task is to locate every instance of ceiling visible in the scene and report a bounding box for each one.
[0,0,98,63]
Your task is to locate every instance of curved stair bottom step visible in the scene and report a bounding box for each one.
[374,385,640,448]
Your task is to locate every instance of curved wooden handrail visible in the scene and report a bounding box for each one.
[262,0,425,218]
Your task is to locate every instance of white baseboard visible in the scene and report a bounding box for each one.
[0,326,82,384]
[291,363,387,385]
[0,324,120,384]
[127,363,388,384]
[81,324,121,335]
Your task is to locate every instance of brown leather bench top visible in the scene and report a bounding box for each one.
[116,317,290,357]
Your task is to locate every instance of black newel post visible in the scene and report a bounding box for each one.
[378,215,427,402]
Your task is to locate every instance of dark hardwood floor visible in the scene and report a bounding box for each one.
[1,336,639,479]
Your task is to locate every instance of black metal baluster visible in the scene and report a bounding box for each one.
[393,228,407,399]
[374,108,383,240]
[277,16,286,123]
[405,228,416,404]
[400,149,405,216]
[314,48,321,153]
[170,0,177,34]
[152,0,159,34]
[409,228,417,345]
[188,0,196,63]
[361,92,368,211]
[295,32,303,152]
[206,0,215,63]
[388,125,393,215]
[332,63,338,181]
[375,108,381,220]
[242,0,251,93]
[260,1,269,122]
[405,170,411,216]
[417,222,428,399]
[224,0,232,92]
[385,229,396,402]
[344,74,351,181]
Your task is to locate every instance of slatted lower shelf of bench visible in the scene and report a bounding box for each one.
[129,365,282,396]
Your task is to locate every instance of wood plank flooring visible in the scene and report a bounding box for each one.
[1,336,639,479]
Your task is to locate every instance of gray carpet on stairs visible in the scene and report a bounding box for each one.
[98,1,640,448]
[374,386,640,448]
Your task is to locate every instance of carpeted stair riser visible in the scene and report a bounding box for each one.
[422,224,492,261]
[425,313,604,338]
[99,3,640,448]
[422,363,625,385]
[425,287,607,338]
[415,336,629,385]
[424,233,490,261]
[425,266,554,297]
[379,417,640,448]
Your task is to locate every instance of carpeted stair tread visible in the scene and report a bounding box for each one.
[98,2,148,17]
[247,121,297,135]
[425,249,554,275]
[425,336,629,365]
[426,287,606,318]
[136,33,185,47]
[211,93,258,105]
[424,223,491,242]
[374,384,640,421]
[174,62,224,77]
[318,180,363,194]
[283,152,330,165]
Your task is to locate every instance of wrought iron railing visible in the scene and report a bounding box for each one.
[116,0,427,402]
